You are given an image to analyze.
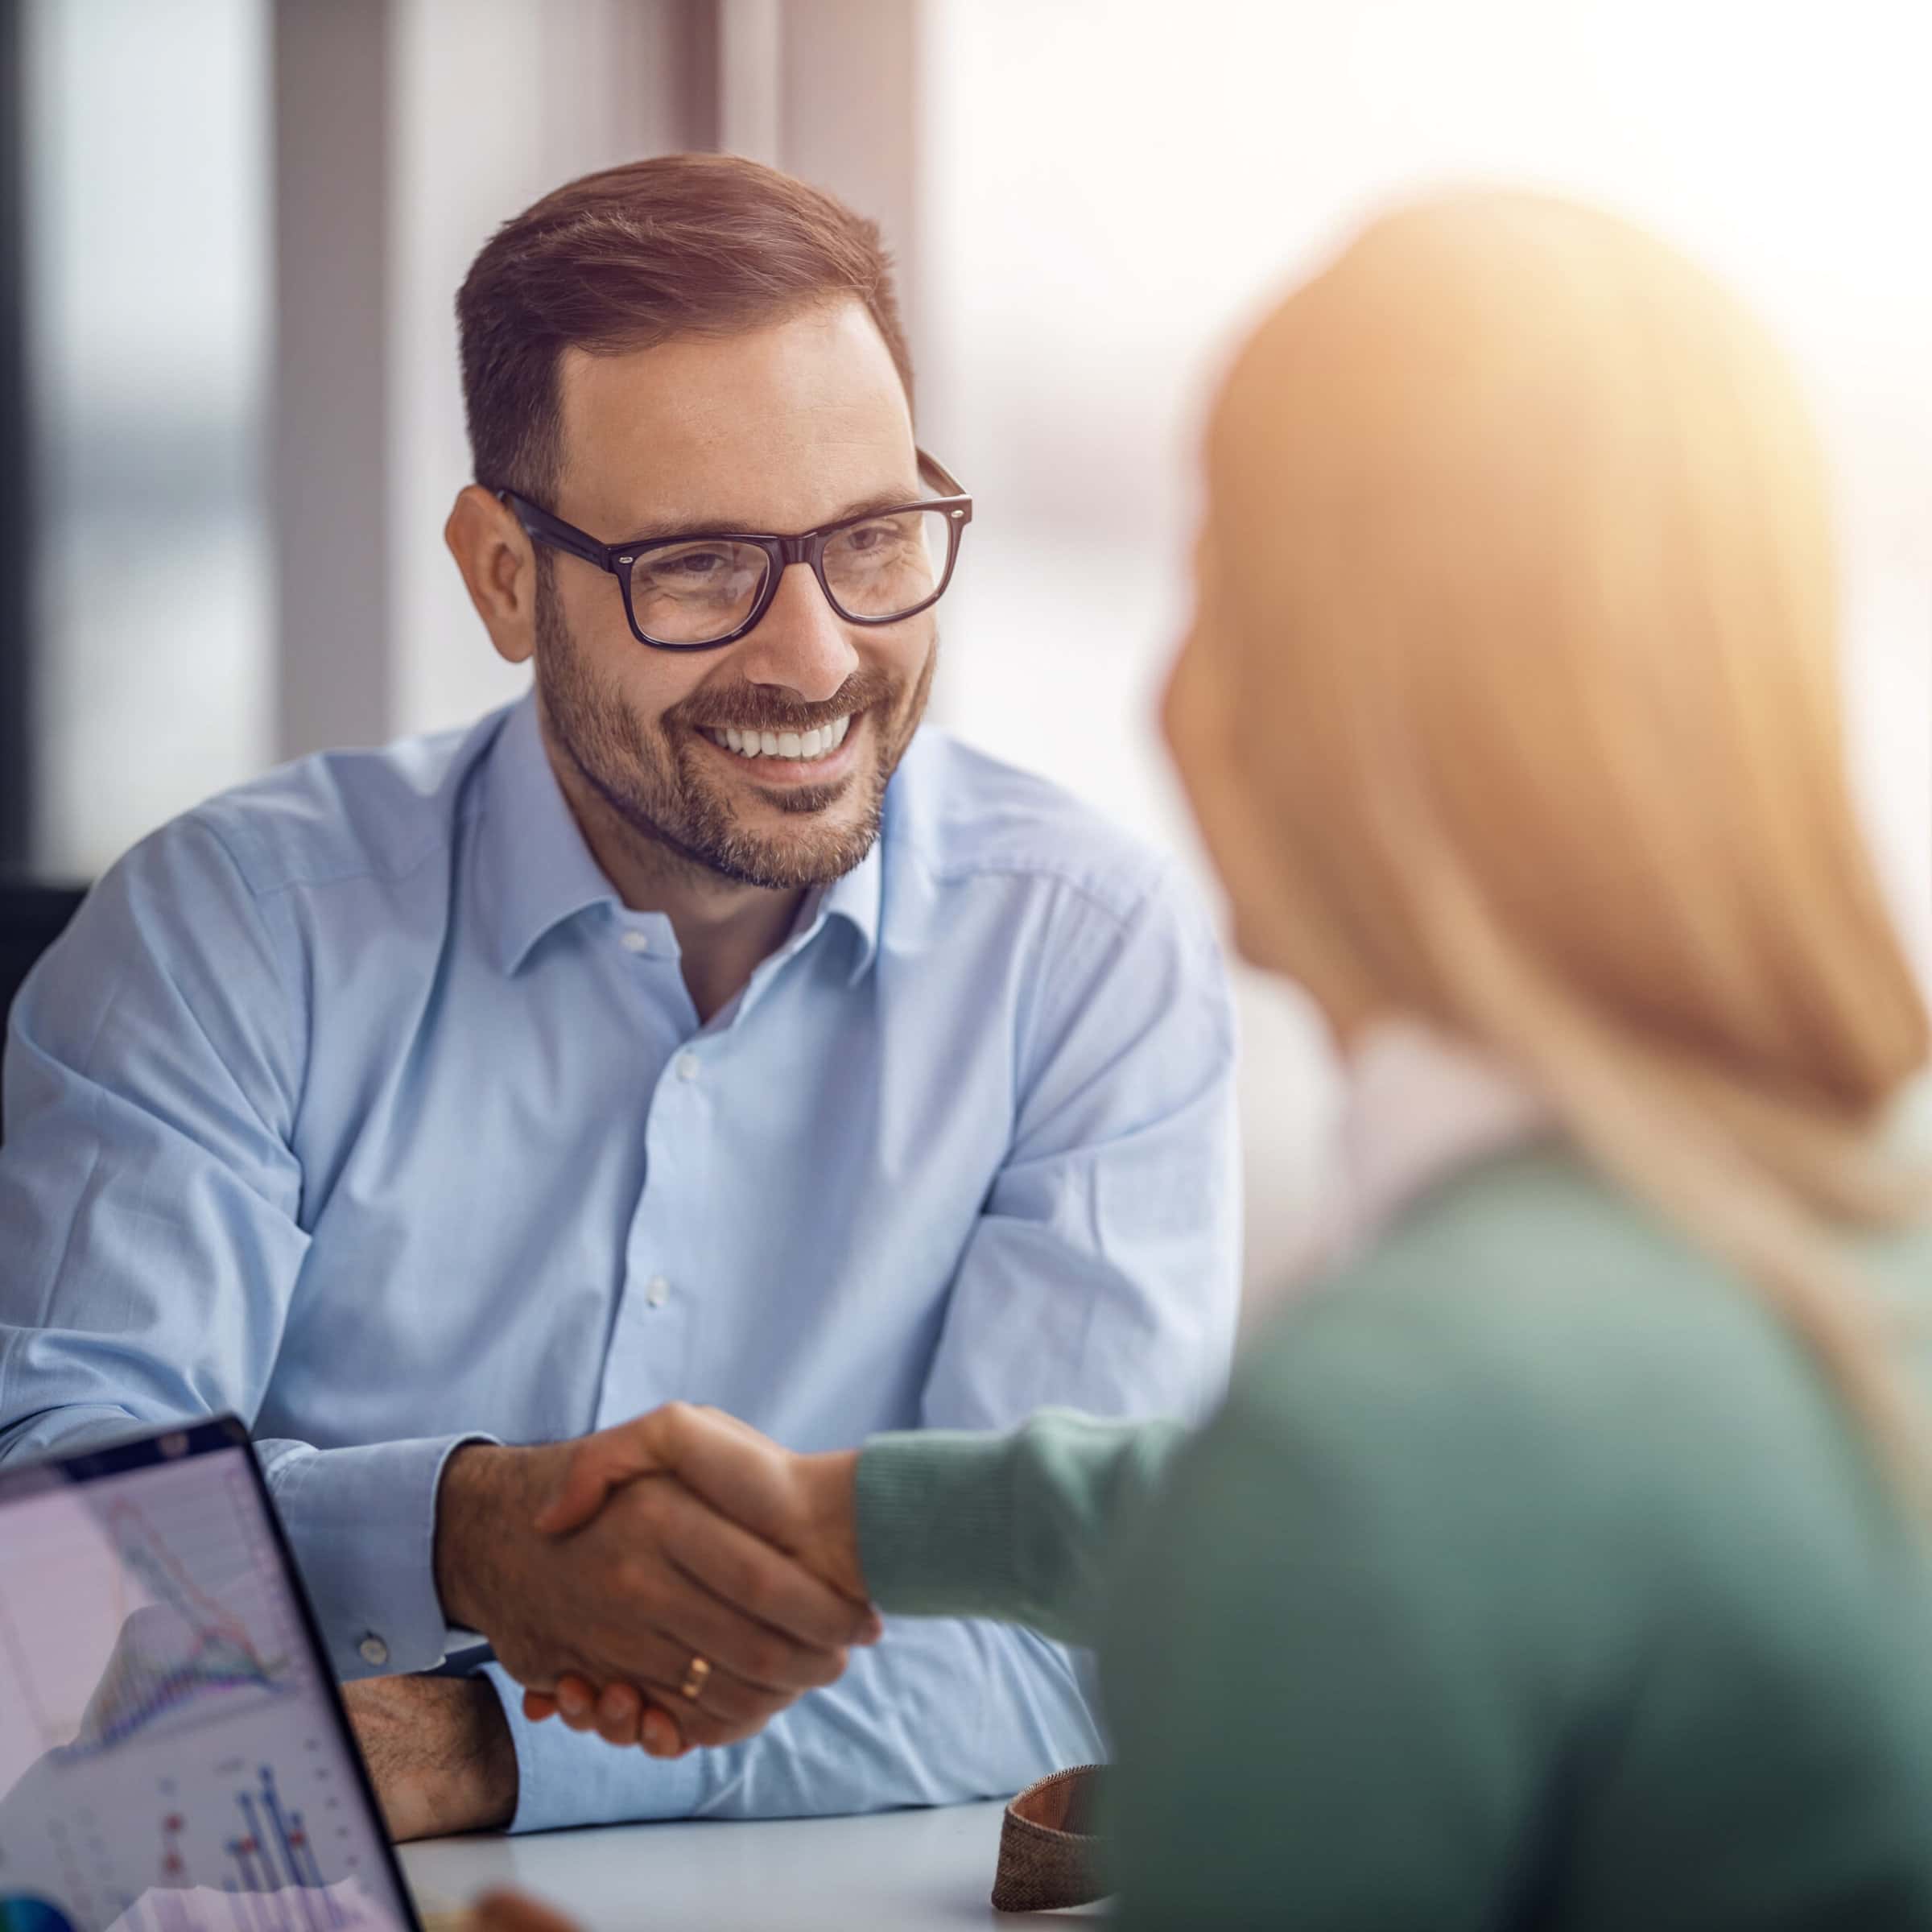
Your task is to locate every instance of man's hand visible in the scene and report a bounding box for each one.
[518,1404,870,1756]
[341,1676,517,1841]
[535,1403,868,1596]
[434,1434,877,1750]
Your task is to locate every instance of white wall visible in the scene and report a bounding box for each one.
[916,0,1932,1306]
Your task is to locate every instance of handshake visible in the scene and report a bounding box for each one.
[432,1405,880,1760]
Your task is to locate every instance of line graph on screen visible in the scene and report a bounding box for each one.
[0,1464,295,1764]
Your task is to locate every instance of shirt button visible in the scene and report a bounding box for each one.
[619,931,651,955]
[358,1634,390,1667]
[675,1051,701,1082]
[645,1275,671,1308]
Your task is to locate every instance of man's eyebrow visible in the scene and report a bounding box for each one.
[615,484,924,544]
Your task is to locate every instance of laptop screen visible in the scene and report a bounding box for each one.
[0,1421,419,1932]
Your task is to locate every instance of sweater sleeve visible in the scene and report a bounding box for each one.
[853,1408,1189,1645]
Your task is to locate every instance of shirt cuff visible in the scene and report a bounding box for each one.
[483,1662,699,1831]
[262,1432,497,1679]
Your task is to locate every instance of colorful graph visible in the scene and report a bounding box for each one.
[52,1500,290,1761]
[122,1766,359,1932]
[132,1765,357,1932]
[222,1766,347,1932]
[0,1451,406,1932]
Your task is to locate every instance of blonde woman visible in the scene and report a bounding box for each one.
[518,192,1932,1926]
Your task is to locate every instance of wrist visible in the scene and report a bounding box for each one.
[344,1676,517,1840]
[798,1449,867,1601]
[433,1441,518,1632]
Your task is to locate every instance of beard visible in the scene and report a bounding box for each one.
[531,560,936,892]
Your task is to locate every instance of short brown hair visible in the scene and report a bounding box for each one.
[456,152,914,502]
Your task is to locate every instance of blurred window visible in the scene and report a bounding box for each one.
[23,0,269,878]
[918,0,1932,1302]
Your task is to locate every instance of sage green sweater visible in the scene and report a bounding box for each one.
[856,1144,1932,1930]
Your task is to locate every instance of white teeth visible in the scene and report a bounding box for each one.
[706,713,857,761]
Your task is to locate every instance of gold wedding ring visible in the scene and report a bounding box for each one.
[679,1653,712,1703]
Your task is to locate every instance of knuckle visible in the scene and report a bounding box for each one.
[757,1686,801,1721]
[796,1604,844,1649]
[616,1554,661,1601]
[704,1682,755,1726]
[727,1558,774,1616]
[805,1645,847,1689]
[745,1635,795,1686]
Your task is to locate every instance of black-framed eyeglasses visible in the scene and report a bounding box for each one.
[493,450,973,652]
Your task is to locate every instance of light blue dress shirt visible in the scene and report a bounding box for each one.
[0,692,1240,1831]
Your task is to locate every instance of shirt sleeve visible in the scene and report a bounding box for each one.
[489,862,1243,1830]
[0,817,487,1678]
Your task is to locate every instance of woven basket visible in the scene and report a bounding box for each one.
[990,1763,1110,1913]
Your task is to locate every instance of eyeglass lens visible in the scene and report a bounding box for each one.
[630,509,950,645]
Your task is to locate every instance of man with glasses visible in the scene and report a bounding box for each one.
[0,156,1238,1838]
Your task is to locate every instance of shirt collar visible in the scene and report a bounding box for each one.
[807,832,883,985]
[478,690,885,981]
[478,693,621,974]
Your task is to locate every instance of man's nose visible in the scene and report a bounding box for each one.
[733,561,861,704]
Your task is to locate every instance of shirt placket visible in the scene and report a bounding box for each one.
[588,909,828,1430]
[592,920,704,1428]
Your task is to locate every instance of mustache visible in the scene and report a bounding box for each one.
[671,669,898,735]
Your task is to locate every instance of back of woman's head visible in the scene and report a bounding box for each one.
[1199,190,1930,1468]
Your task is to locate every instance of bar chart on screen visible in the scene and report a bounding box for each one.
[0,1453,407,1932]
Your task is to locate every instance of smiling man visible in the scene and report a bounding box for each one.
[0,156,1239,1836]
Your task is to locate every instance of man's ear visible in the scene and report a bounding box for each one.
[446,484,539,667]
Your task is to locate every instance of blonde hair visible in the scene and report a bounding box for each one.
[1206,191,1932,1480]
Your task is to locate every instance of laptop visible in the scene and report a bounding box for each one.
[0,1416,427,1932]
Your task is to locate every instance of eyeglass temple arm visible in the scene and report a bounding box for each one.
[494,489,615,572]
[916,449,969,501]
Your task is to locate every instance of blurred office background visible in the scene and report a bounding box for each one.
[3,0,1928,1303]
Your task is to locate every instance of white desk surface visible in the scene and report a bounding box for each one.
[398,1799,1107,1931]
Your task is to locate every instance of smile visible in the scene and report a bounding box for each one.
[704,713,854,762]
